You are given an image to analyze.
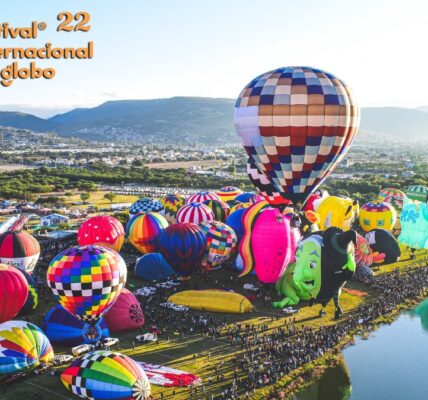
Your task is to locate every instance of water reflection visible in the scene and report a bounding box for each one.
[414,297,428,332]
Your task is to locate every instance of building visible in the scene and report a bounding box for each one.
[40,213,69,227]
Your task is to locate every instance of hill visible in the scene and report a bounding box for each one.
[1,98,428,143]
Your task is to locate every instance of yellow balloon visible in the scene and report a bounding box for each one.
[316,196,359,231]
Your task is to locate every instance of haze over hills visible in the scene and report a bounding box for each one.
[0,97,427,144]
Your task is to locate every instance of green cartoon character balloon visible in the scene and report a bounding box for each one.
[273,227,356,319]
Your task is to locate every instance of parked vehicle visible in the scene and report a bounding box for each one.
[34,364,50,375]
[71,344,95,357]
[101,337,119,348]
[53,354,74,366]
[136,333,158,343]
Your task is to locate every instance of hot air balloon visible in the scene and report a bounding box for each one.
[247,157,291,205]
[47,245,127,330]
[158,223,206,278]
[0,231,40,273]
[126,212,168,254]
[406,185,428,203]
[186,191,220,204]
[42,304,109,347]
[229,202,251,215]
[104,288,144,332]
[160,194,185,223]
[317,196,358,231]
[135,253,175,281]
[203,199,230,222]
[176,202,215,224]
[78,215,125,252]
[216,186,242,202]
[359,201,397,232]
[200,221,237,271]
[354,233,385,272]
[225,208,247,243]
[366,229,401,263]
[235,192,263,204]
[398,196,428,249]
[235,66,359,205]
[61,351,151,400]
[239,202,296,283]
[0,264,28,323]
[129,198,164,217]
[19,270,38,315]
[378,188,405,211]
[0,320,54,373]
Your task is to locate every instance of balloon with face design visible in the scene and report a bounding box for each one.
[273,227,357,319]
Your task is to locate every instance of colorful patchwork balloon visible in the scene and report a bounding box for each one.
[78,216,125,252]
[216,186,242,202]
[130,198,164,216]
[203,199,230,222]
[359,201,397,232]
[235,66,359,205]
[176,202,215,224]
[61,351,151,400]
[126,212,168,254]
[47,245,127,323]
[160,194,185,223]
[0,264,28,323]
[200,221,237,271]
[0,320,54,373]
[186,191,220,204]
[378,188,405,211]
[158,223,206,278]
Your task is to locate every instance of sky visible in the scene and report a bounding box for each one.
[0,0,427,117]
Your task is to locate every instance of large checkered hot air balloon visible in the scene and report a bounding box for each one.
[47,246,127,328]
[235,66,359,205]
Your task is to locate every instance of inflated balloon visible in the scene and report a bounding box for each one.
[104,288,144,332]
[47,245,127,323]
[61,351,151,400]
[235,192,256,203]
[235,66,359,204]
[229,202,251,215]
[0,231,40,273]
[78,215,125,252]
[186,191,220,204]
[203,199,230,222]
[247,157,291,205]
[366,229,401,263]
[135,253,175,281]
[130,198,164,216]
[239,203,295,283]
[317,196,358,231]
[225,208,247,243]
[378,188,405,211]
[273,228,357,319]
[354,233,384,269]
[216,186,242,202]
[176,202,215,224]
[398,196,428,249]
[200,221,237,271]
[303,193,322,212]
[126,212,168,254]
[160,194,185,224]
[0,320,54,373]
[0,264,28,323]
[359,201,397,232]
[406,185,428,203]
[19,270,38,315]
[158,223,206,278]
[42,304,109,346]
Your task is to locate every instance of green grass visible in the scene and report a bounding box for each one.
[4,250,427,400]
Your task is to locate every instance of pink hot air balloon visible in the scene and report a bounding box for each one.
[104,288,144,332]
[239,204,297,283]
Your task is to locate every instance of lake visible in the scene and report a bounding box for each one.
[295,298,428,400]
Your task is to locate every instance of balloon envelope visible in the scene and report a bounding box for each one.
[398,197,428,249]
[0,264,28,323]
[235,66,359,204]
[19,270,38,315]
[216,186,242,202]
[135,253,175,281]
[160,194,185,224]
[359,201,397,232]
[0,231,40,273]
[104,288,144,332]
[130,198,164,216]
[47,245,127,323]
[203,199,230,222]
[0,320,54,373]
[366,229,401,263]
[176,202,215,224]
[186,191,220,204]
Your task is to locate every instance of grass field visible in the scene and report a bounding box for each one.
[5,245,428,400]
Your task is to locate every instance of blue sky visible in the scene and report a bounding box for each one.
[0,0,427,117]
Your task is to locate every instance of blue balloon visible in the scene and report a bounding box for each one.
[226,209,246,242]
[135,253,175,281]
[235,192,256,203]
[41,305,109,347]
[19,270,38,315]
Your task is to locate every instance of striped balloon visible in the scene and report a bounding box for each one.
[216,186,242,202]
[176,202,215,224]
[235,66,359,204]
[406,185,428,203]
[378,188,405,211]
[203,199,230,222]
[185,191,220,204]
[229,202,251,215]
[126,212,169,254]
[61,351,151,400]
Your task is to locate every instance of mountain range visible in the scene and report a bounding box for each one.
[0,97,427,144]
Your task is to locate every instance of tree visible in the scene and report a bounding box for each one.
[104,192,116,204]
[80,193,90,203]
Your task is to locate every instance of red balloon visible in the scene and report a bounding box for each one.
[78,216,125,252]
[104,288,144,332]
[0,264,28,323]
[303,193,322,212]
